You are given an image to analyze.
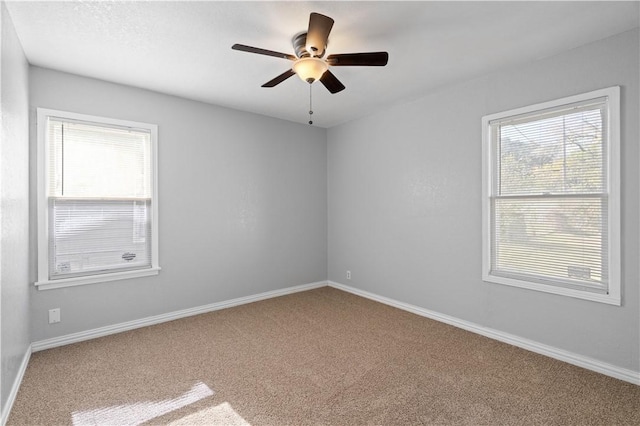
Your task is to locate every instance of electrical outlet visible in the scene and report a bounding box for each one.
[346,270,351,280]
[48,308,61,324]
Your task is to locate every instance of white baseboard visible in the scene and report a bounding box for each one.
[28,279,639,386]
[1,345,32,426]
[32,280,327,352]
[328,281,640,386]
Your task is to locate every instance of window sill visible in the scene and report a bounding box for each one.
[483,273,621,306]
[35,267,161,290]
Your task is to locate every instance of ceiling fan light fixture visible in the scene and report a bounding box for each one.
[232,12,387,96]
[293,57,328,83]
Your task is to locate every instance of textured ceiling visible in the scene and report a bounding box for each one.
[6,1,639,128]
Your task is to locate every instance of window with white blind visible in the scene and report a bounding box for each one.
[481,87,620,305]
[36,109,159,290]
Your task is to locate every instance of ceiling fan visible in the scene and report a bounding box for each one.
[232,12,389,94]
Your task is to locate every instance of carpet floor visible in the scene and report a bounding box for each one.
[7,287,640,425]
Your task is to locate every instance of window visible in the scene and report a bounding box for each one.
[36,109,159,290]
[482,87,620,305]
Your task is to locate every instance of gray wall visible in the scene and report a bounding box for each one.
[1,1,30,416]
[328,29,639,372]
[29,67,327,342]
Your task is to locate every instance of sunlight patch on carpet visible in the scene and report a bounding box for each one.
[167,402,250,425]
[71,382,214,425]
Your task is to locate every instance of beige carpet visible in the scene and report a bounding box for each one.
[8,287,640,425]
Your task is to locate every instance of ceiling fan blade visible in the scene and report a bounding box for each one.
[319,70,345,94]
[262,69,296,88]
[326,52,389,66]
[232,44,296,61]
[306,12,334,57]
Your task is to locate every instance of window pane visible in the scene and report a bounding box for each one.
[483,87,618,303]
[493,196,606,287]
[50,199,152,278]
[498,107,603,196]
[48,119,151,198]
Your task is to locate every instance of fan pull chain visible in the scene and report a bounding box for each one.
[308,83,313,126]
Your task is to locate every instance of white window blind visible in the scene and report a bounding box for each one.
[49,199,151,277]
[482,87,620,305]
[43,115,156,281]
[47,119,152,198]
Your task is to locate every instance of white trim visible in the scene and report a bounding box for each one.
[607,86,621,304]
[35,267,161,290]
[481,87,621,306]
[1,345,32,426]
[328,281,640,386]
[36,109,48,286]
[35,108,160,289]
[483,274,620,306]
[483,87,618,124]
[31,281,327,352]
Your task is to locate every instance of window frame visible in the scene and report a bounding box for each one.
[481,87,620,305]
[36,108,160,290]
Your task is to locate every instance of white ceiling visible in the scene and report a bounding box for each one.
[6,1,639,128]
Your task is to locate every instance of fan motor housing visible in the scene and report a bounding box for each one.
[293,32,325,58]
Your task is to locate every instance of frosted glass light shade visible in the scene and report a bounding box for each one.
[293,57,328,83]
